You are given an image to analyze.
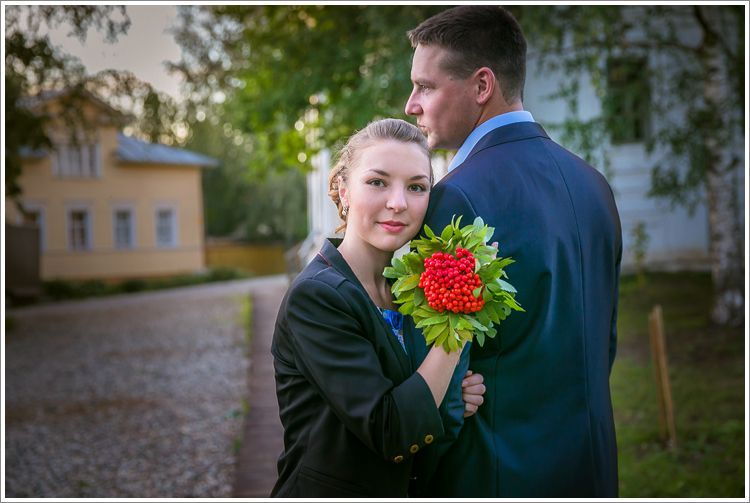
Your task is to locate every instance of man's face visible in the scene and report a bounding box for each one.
[405,44,479,150]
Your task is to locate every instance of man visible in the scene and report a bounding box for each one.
[404,5,621,498]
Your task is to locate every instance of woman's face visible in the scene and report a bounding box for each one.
[340,140,431,253]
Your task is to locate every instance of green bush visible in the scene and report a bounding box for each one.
[78,280,108,298]
[44,279,76,300]
[118,279,149,293]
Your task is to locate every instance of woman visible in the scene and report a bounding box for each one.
[270,119,482,498]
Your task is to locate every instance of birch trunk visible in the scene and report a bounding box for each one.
[699,6,744,326]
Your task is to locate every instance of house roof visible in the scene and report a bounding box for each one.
[116,133,220,168]
[21,88,130,122]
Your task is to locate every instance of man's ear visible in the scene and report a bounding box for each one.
[474,67,496,105]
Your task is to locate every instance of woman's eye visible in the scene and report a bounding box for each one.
[409,184,427,193]
[368,180,385,187]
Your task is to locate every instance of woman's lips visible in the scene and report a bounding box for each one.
[379,221,407,232]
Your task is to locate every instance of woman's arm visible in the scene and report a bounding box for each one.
[416,344,463,406]
[285,278,445,462]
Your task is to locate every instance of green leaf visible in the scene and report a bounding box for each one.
[467,316,489,331]
[447,331,459,352]
[413,287,425,306]
[433,324,450,347]
[415,315,449,328]
[487,282,503,294]
[383,267,399,279]
[449,313,459,329]
[465,236,483,251]
[472,216,484,229]
[472,286,482,297]
[456,329,473,343]
[396,274,420,292]
[441,224,453,241]
[498,279,517,293]
[483,227,494,245]
[475,245,498,256]
[403,253,424,272]
[476,308,491,326]
[391,257,407,275]
[486,303,501,323]
[482,287,493,301]
[424,224,435,239]
[476,331,486,346]
[398,303,415,315]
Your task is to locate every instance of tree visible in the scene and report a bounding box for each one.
[5,5,189,204]
[167,5,744,326]
[167,5,446,177]
[516,5,744,326]
[184,119,307,246]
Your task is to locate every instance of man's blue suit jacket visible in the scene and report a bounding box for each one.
[409,121,622,498]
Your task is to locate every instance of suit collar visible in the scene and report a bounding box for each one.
[462,121,549,167]
[318,238,412,377]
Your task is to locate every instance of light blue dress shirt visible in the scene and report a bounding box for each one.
[447,110,535,172]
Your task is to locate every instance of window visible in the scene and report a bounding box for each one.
[112,206,136,249]
[17,202,46,251]
[52,142,101,178]
[154,205,178,248]
[67,207,92,251]
[607,57,651,144]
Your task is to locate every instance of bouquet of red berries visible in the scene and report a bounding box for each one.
[384,216,523,353]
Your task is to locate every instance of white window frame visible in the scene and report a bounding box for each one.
[16,200,47,251]
[51,133,102,179]
[111,202,137,250]
[153,202,179,249]
[65,202,94,251]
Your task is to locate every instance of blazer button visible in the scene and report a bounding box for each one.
[425,435,434,444]
[410,445,419,453]
[394,455,404,463]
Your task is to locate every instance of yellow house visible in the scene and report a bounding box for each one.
[5,90,219,282]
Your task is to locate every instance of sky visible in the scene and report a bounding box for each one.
[45,5,184,98]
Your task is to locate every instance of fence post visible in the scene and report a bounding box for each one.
[648,304,677,449]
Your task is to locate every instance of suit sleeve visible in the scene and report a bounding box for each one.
[609,236,622,374]
[285,279,444,463]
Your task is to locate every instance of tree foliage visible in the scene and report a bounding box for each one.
[185,119,307,245]
[517,5,744,211]
[168,5,446,177]
[4,5,190,202]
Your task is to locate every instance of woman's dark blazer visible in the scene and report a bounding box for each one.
[270,238,444,498]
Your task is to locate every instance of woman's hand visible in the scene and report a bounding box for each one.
[461,370,485,418]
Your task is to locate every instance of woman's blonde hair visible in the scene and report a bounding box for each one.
[328,118,432,235]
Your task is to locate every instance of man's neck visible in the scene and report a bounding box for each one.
[474,101,524,131]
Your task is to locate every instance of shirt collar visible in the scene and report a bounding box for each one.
[447,110,535,172]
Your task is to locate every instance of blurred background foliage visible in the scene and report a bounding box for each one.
[4,5,746,497]
[5,4,744,323]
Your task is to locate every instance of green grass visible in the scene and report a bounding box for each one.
[612,272,745,498]
[35,266,252,303]
[240,295,254,345]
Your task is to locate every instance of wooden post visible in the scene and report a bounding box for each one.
[648,304,677,449]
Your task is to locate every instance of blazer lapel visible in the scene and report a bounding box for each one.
[318,239,412,380]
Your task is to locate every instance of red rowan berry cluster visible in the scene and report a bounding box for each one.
[418,248,485,314]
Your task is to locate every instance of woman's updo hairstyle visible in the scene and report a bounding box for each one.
[328,118,432,235]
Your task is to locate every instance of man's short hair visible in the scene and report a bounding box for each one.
[408,5,527,104]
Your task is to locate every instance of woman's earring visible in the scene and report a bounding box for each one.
[342,204,348,216]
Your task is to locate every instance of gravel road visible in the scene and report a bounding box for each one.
[4,275,288,498]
